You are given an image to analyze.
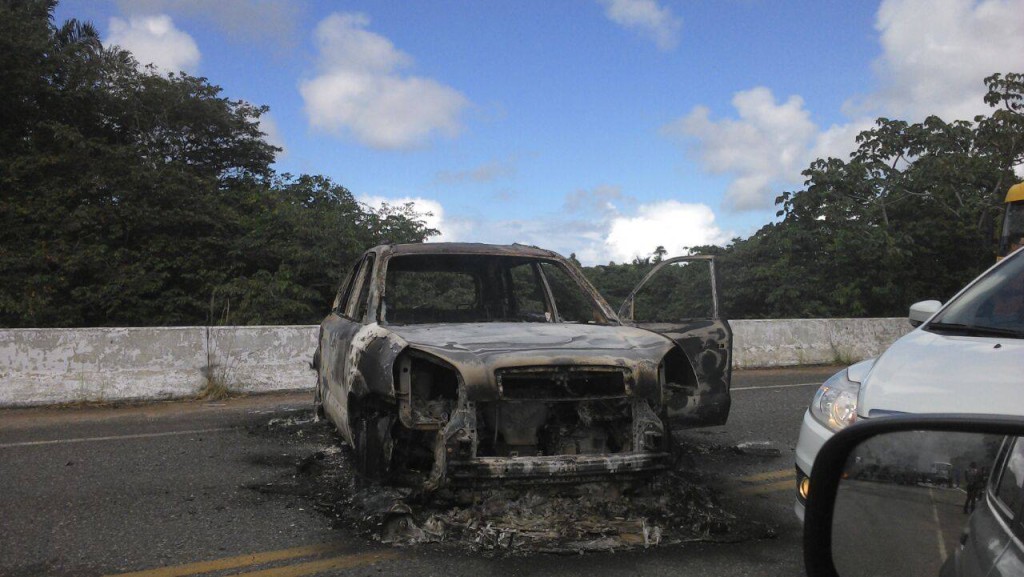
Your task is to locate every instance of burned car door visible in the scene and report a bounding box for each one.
[317,253,376,444]
[618,256,732,428]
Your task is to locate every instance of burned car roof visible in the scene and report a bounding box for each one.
[376,242,561,259]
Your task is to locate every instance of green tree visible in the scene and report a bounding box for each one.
[584,73,1023,320]
[208,176,437,325]
[0,0,437,327]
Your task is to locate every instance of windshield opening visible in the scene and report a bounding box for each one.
[381,254,610,325]
[928,251,1024,337]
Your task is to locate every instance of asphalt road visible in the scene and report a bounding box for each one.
[832,481,967,577]
[0,365,842,577]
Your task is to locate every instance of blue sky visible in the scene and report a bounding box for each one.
[55,0,1024,264]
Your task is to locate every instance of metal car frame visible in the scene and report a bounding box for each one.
[313,243,732,489]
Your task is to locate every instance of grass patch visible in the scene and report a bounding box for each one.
[195,378,234,401]
[831,349,859,366]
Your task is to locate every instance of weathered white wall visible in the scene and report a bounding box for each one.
[0,326,317,406]
[0,319,912,406]
[0,327,207,406]
[730,318,911,369]
[206,326,318,394]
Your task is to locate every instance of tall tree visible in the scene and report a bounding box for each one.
[0,0,436,327]
[583,73,1024,320]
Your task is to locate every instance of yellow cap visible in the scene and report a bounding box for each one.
[1007,182,1024,203]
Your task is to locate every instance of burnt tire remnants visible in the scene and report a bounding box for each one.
[313,379,326,420]
[248,412,777,555]
[351,399,397,482]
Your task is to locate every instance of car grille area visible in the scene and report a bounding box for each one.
[496,366,629,400]
[475,366,647,458]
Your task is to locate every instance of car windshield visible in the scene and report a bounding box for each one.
[381,254,610,325]
[928,251,1024,337]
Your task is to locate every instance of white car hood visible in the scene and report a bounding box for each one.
[859,328,1024,416]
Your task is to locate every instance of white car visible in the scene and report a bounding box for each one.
[794,247,1024,520]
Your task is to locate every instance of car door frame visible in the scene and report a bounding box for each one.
[976,436,1024,577]
[617,255,732,428]
[318,252,377,444]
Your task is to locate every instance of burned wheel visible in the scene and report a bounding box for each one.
[350,400,397,482]
[313,377,326,420]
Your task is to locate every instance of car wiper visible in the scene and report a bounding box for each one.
[927,321,1024,338]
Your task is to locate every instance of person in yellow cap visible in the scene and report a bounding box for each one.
[1000,182,1024,258]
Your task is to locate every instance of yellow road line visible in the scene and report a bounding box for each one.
[735,479,794,496]
[103,542,351,577]
[737,468,795,483]
[231,552,399,577]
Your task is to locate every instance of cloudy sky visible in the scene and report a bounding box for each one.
[56,0,1024,264]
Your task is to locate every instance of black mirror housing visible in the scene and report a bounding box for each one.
[803,414,1024,577]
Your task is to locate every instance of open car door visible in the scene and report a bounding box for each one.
[619,255,732,428]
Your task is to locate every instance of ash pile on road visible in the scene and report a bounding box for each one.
[248,413,774,554]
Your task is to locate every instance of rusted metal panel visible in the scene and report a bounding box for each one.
[635,319,733,427]
[386,322,672,402]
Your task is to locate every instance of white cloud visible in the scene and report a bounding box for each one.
[811,119,877,166]
[476,199,727,265]
[107,15,200,74]
[863,0,1024,122]
[603,201,728,263]
[358,195,472,242]
[300,13,469,150]
[664,88,820,210]
[598,0,681,51]
[258,114,286,156]
[480,218,611,262]
[667,0,1024,212]
[354,188,727,266]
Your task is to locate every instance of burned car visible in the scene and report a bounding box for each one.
[312,243,731,489]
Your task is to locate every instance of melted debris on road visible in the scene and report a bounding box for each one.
[246,410,775,554]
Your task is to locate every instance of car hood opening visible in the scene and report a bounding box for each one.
[386,322,677,401]
[388,322,674,358]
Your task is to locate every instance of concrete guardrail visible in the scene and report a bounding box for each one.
[0,319,912,407]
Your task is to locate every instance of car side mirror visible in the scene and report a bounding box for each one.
[803,415,1024,577]
[908,300,941,327]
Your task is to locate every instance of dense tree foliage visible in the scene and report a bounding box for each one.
[0,0,435,327]
[583,73,1024,319]
[3,2,1021,326]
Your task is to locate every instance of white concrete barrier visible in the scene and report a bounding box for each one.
[730,318,911,369]
[206,326,318,394]
[0,326,317,406]
[0,327,208,406]
[0,319,912,406]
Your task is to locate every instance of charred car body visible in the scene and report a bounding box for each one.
[312,243,731,489]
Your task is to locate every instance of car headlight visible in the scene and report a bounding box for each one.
[809,369,860,432]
